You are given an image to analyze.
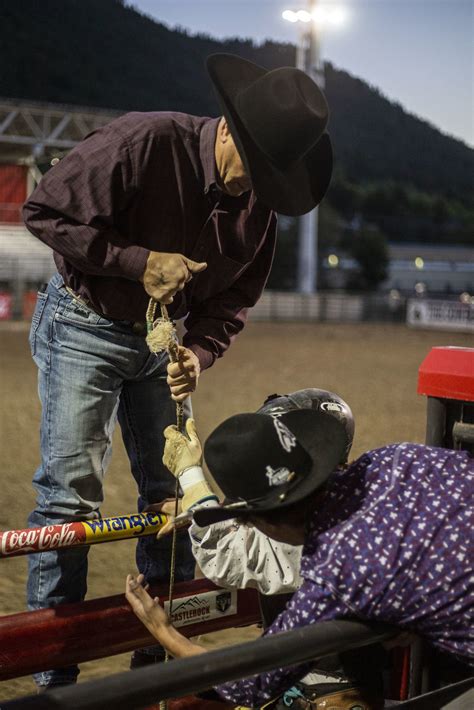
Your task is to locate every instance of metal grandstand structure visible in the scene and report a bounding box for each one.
[0,98,122,316]
[0,96,121,167]
[0,98,124,317]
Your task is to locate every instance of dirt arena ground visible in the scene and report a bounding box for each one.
[0,320,470,701]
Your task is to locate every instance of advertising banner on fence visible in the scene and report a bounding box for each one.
[164,589,238,628]
[407,299,473,333]
[0,512,169,558]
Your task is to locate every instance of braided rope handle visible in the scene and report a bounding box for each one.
[146,298,184,709]
[146,299,184,430]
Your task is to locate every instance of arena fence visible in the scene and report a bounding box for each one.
[249,290,407,323]
[3,618,396,709]
[0,578,260,681]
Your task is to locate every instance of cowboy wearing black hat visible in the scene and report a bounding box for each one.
[22,53,332,688]
[126,394,473,708]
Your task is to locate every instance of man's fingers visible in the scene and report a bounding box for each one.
[167,374,196,388]
[170,383,194,397]
[144,498,175,514]
[184,258,207,274]
[130,579,150,601]
[166,362,197,384]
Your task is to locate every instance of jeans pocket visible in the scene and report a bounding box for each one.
[29,291,49,356]
[55,298,114,329]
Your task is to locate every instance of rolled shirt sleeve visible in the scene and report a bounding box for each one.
[22,125,150,281]
[190,520,303,595]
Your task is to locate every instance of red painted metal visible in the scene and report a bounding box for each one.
[417,346,474,402]
[0,165,27,223]
[0,578,260,681]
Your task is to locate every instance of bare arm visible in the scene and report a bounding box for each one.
[125,574,206,658]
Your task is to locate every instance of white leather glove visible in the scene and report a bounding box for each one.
[163,418,202,476]
[162,418,217,512]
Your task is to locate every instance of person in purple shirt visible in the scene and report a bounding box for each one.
[126,402,473,709]
[22,53,332,688]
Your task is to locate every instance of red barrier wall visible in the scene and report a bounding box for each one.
[0,165,27,223]
[0,578,260,681]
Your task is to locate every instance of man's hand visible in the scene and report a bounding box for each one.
[167,345,200,402]
[163,418,202,477]
[141,251,207,304]
[145,499,192,538]
[125,573,206,658]
[125,574,171,637]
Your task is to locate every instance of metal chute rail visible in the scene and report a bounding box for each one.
[3,618,397,710]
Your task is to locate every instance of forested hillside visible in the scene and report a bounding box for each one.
[1,0,472,244]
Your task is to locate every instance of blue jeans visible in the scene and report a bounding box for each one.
[27,273,194,686]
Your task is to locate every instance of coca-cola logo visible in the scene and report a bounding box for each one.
[0,523,82,556]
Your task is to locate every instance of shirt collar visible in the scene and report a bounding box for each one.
[199,117,221,197]
[199,116,254,210]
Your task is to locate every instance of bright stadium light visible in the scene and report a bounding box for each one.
[296,10,312,22]
[282,10,298,22]
[282,2,347,294]
[282,5,347,27]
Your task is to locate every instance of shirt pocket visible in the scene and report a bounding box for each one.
[29,291,49,356]
[194,250,251,302]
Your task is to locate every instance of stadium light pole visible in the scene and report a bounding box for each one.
[282,3,345,293]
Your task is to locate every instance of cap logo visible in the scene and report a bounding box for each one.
[273,418,297,452]
[265,465,294,487]
[267,408,285,418]
[320,401,344,413]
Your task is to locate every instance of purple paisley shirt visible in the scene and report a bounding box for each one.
[216,443,473,706]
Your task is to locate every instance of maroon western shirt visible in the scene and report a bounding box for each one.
[22,112,277,370]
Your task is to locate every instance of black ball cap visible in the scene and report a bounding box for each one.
[193,409,348,527]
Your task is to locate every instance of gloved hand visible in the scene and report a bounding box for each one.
[163,418,218,513]
[163,418,202,477]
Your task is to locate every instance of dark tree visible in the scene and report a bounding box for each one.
[345,228,389,291]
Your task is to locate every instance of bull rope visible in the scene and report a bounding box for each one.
[146,298,186,710]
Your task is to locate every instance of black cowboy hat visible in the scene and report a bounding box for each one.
[192,409,348,527]
[206,53,333,217]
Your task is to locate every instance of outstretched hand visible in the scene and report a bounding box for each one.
[125,574,171,639]
[125,573,206,659]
